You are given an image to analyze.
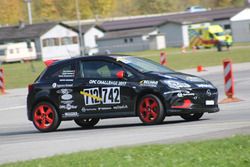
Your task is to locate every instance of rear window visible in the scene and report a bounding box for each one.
[41,61,75,82]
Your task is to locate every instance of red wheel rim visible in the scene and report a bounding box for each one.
[33,104,54,129]
[139,97,159,123]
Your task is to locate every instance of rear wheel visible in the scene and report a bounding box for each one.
[32,102,61,132]
[138,94,165,125]
[74,118,100,128]
[180,113,204,121]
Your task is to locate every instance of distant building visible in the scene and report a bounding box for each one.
[0,22,80,60]
[97,27,166,53]
[230,8,250,42]
[74,24,104,55]
[64,7,246,53]
[98,7,243,48]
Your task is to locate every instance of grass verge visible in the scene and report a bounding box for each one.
[1,135,250,167]
[1,45,250,89]
[1,61,45,89]
[127,46,250,69]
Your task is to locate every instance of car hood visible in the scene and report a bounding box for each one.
[147,72,215,88]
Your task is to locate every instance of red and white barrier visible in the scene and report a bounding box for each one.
[0,68,5,94]
[220,59,241,103]
[223,59,234,98]
[160,51,167,65]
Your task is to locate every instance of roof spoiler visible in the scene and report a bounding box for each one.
[44,59,59,67]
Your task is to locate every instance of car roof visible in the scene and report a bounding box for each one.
[51,54,131,66]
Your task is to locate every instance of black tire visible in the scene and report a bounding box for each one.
[32,102,61,132]
[74,118,100,128]
[180,113,204,121]
[137,94,165,125]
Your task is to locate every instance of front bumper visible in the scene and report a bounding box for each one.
[163,88,219,115]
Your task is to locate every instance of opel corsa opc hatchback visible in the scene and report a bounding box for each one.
[27,55,219,132]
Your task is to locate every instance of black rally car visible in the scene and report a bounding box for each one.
[27,55,219,132]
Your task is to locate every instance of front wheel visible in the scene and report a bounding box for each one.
[32,102,61,132]
[180,113,204,121]
[138,94,165,125]
[74,118,100,128]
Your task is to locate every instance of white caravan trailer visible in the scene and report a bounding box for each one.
[0,42,37,62]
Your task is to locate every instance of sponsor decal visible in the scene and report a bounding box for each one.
[177,92,195,97]
[164,90,195,97]
[61,100,74,105]
[177,90,195,97]
[61,94,72,100]
[57,88,74,108]
[52,83,57,88]
[80,87,121,106]
[59,79,74,82]
[56,89,73,94]
[57,88,73,100]
[59,70,75,78]
[139,80,158,87]
[113,105,128,110]
[81,105,128,113]
[63,112,79,117]
[59,104,77,110]
[81,107,98,112]
[89,80,126,86]
[98,107,112,111]
[52,83,73,88]
[196,84,214,88]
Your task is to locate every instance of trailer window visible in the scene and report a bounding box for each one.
[0,49,5,56]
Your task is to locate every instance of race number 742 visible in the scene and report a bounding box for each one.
[102,87,120,104]
[82,87,120,106]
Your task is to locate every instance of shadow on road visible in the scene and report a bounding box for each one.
[0,118,209,137]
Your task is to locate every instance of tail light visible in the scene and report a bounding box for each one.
[28,84,34,93]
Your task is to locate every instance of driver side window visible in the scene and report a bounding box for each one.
[80,60,124,79]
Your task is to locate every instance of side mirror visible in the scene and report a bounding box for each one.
[116,70,125,79]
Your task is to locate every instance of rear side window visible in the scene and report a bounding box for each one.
[42,62,75,81]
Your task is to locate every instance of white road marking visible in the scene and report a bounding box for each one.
[0,105,26,111]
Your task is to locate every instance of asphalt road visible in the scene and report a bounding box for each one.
[0,63,250,164]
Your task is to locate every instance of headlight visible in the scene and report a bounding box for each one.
[163,80,191,89]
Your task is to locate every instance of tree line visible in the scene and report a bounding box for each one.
[0,0,246,25]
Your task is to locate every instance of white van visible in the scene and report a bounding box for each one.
[0,42,37,62]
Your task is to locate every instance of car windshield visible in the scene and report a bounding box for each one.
[116,56,174,73]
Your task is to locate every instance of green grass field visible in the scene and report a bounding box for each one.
[1,135,249,167]
[1,45,250,89]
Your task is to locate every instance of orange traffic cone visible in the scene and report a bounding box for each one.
[197,65,204,72]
